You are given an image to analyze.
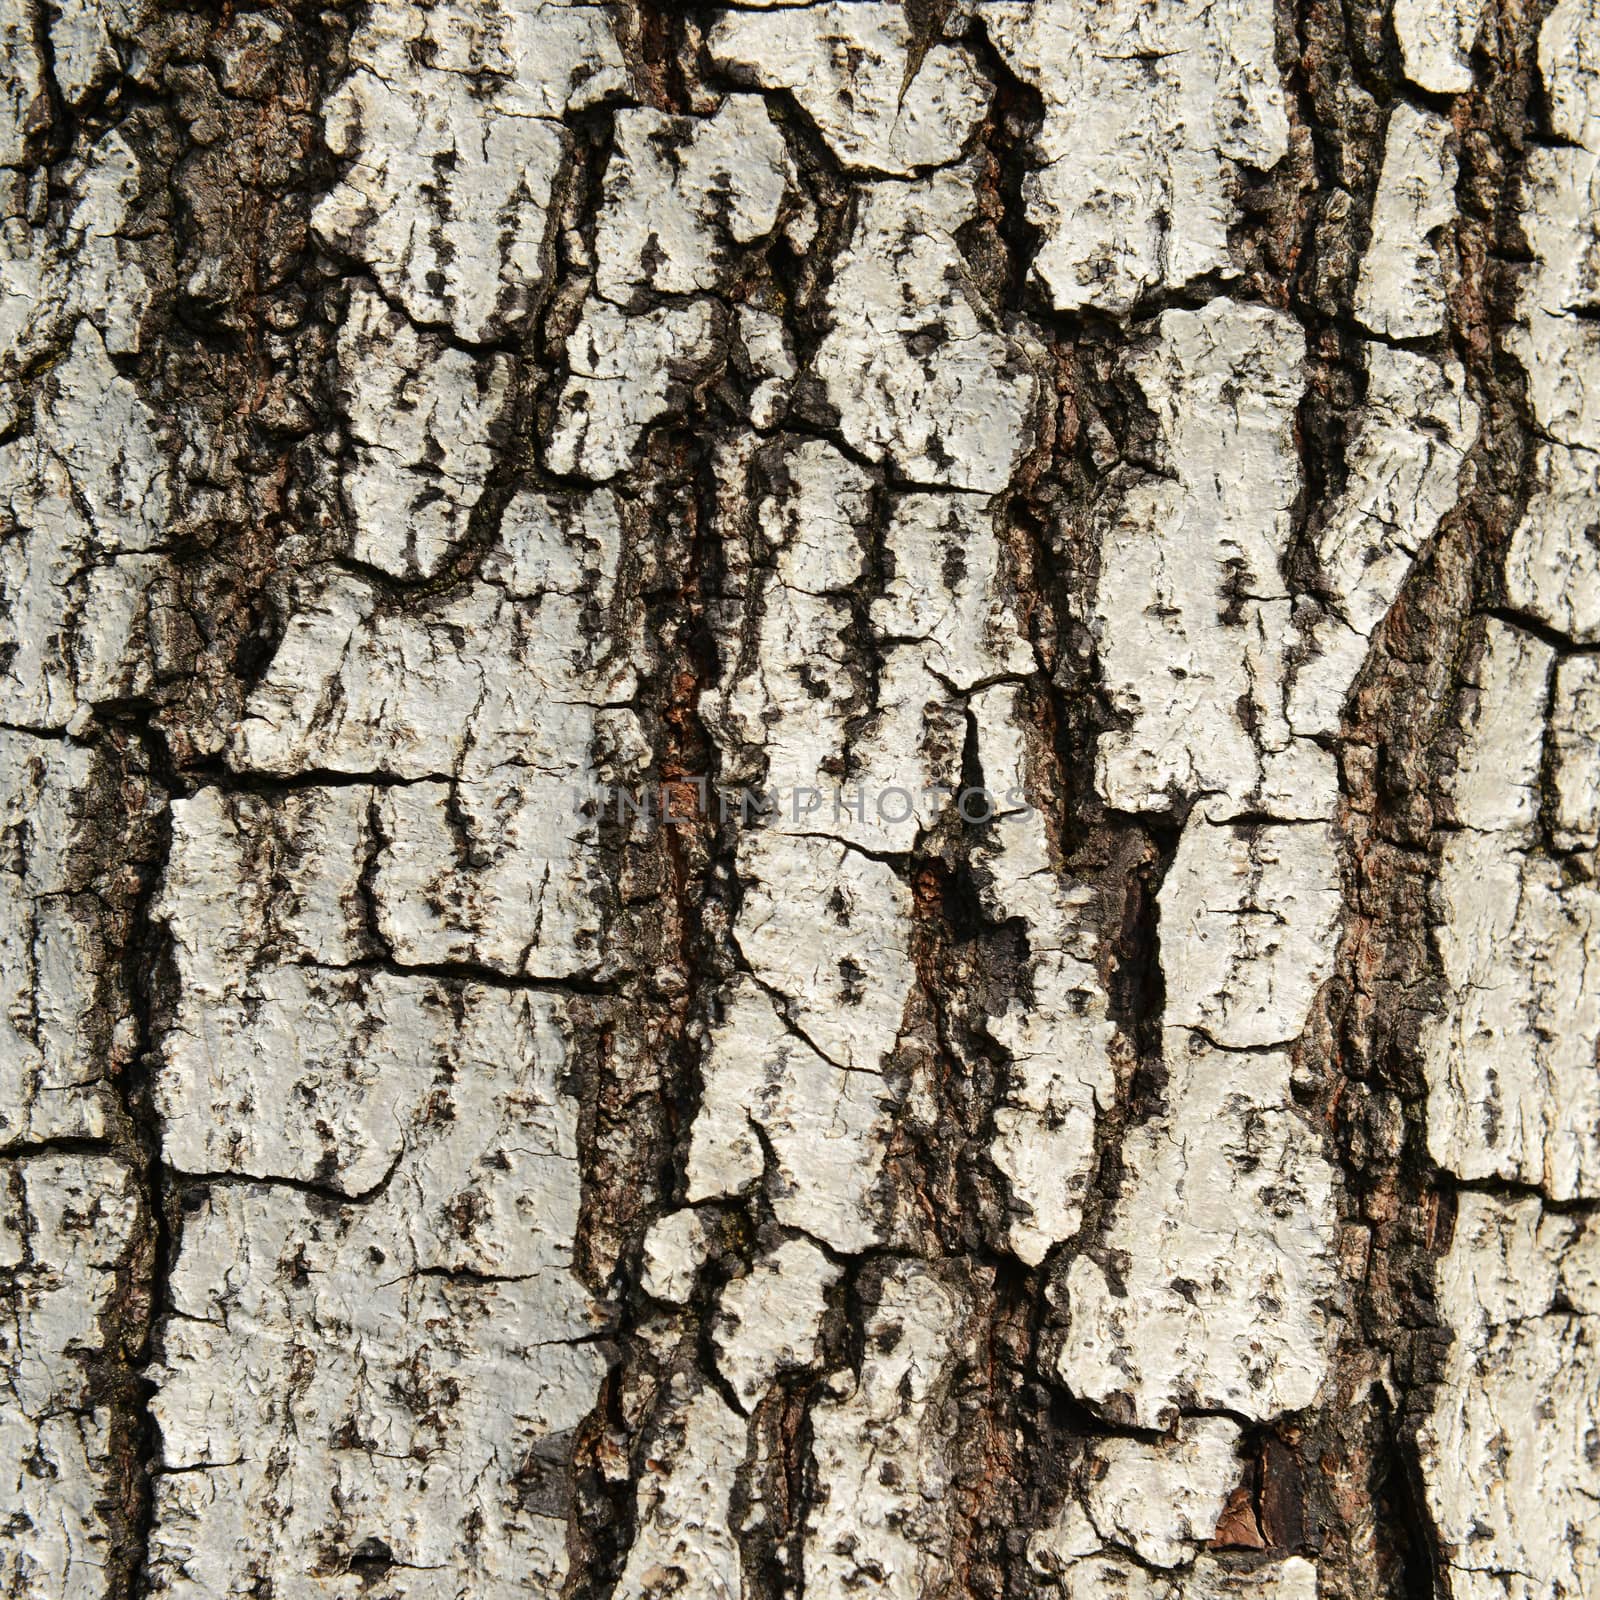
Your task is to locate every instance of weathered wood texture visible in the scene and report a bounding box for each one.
[0,1,1595,1597]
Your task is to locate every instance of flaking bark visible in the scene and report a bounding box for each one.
[0,2,1595,1598]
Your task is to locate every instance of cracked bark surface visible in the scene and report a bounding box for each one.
[1,1,1596,1597]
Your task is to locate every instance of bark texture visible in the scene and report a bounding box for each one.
[0,1,1596,1597]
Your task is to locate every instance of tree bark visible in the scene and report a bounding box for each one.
[1,1,1596,1597]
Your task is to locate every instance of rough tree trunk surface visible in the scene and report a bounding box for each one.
[1,0,1596,1596]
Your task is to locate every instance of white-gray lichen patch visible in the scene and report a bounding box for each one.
[314,0,626,342]
[813,164,1041,492]
[1550,654,1600,851]
[44,0,145,107]
[0,1154,141,1600]
[1079,1417,1244,1569]
[1503,0,1600,642]
[982,0,1289,315]
[0,322,167,730]
[231,490,640,981]
[150,406,622,1594]
[1056,1030,1340,1429]
[155,784,418,1191]
[0,0,47,169]
[700,438,874,789]
[595,95,792,305]
[1410,21,1600,1547]
[1028,1547,1321,1599]
[708,2,992,175]
[873,493,1035,689]
[1159,821,1342,1052]
[1353,102,1457,341]
[735,831,916,1074]
[0,141,169,1168]
[687,975,896,1254]
[374,771,610,980]
[687,410,1105,1269]
[0,127,153,381]
[1024,1417,1323,1596]
[234,490,631,779]
[0,54,174,1596]
[0,733,124,1146]
[1422,620,1600,1201]
[613,1378,746,1600]
[337,286,515,580]
[1062,293,1425,1550]
[546,297,719,481]
[1394,0,1486,93]
[147,982,606,1597]
[549,85,797,483]
[737,304,797,430]
[1093,300,1310,816]
[1419,1193,1599,1600]
[804,1261,980,1599]
[639,1208,713,1306]
[972,685,1115,1265]
[700,436,972,856]
[712,1236,840,1411]
[1506,442,1600,641]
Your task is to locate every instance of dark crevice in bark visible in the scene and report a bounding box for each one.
[1263,4,1433,1593]
[163,1141,408,1214]
[1373,1382,1449,1600]
[1480,600,1600,656]
[555,11,801,1597]
[15,9,364,1595]
[105,736,178,1600]
[957,18,1045,323]
[1283,2,1557,1597]
[906,16,1189,1590]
